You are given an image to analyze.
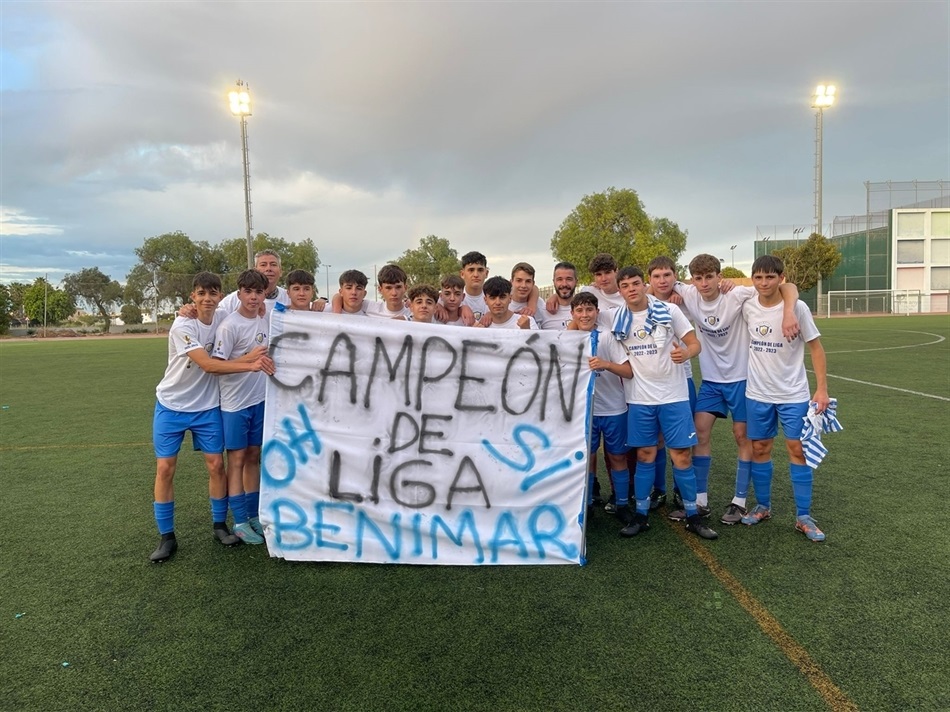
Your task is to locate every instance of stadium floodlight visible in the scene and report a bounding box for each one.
[228,79,254,269]
[730,244,738,268]
[812,82,838,313]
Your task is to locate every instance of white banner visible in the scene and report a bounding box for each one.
[260,310,593,565]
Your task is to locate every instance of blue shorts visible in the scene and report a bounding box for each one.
[153,402,223,458]
[222,401,265,450]
[696,380,747,422]
[627,401,698,449]
[687,377,697,414]
[591,413,629,456]
[746,399,808,441]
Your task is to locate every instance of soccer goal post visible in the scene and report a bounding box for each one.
[826,289,922,317]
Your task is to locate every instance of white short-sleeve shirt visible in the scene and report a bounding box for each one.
[212,311,269,412]
[155,313,226,413]
[742,299,820,403]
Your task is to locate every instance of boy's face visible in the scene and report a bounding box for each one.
[592,269,618,293]
[460,262,489,292]
[485,292,511,319]
[409,295,436,323]
[618,275,646,308]
[379,281,406,308]
[649,267,677,300]
[254,254,282,291]
[441,286,464,311]
[237,286,265,314]
[288,283,314,309]
[752,271,783,298]
[571,302,598,332]
[191,286,222,317]
[511,270,534,302]
[553,268,577,301]
[339,282,367,311]
[690,270,721,300]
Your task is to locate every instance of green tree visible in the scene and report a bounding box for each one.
[218,233,320,290]
[392,235,460,286]
[22,278,75,325]
[7,282,28,321]
[772,233,842,293]
[120,304,143,325]
[550,187,687,282]
[126,231,226,306]
[0,284,11,334]
[721,266,747,279]
[63,267,123,330]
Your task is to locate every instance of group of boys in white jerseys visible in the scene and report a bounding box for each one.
[149,246,830,562]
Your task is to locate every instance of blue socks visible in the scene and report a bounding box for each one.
[153,501,174,535]
[653,446,667,492]
[672,466,698,516]
[610,469,630,506]
[229,493,248,524]
[634,462,653,514]
[245,491,260,519]
[751,461,774,509]
[210,496,228,525]
[735,460,752,500]
[693,455,711,496]
[790,463,813,516]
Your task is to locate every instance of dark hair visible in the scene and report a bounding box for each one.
[286,269,315,287]
[407,284,439,302]
[339,269,368,289]
[460,251,488,268]
[554,261,577,277]
[648,255,678,275]
[377,264,407,286]
[617,266,645,283]
[192,271,222,292]
[588,253,618,274]
[751,254,785,276]
[483,276,511,298]
[237,269,268,291]
[570,292,599,310]
[687,254,720,276]
[441,274,465,289]
[510,262,535,279]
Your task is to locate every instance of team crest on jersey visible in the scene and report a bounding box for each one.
[182,335,193,345]
[205,341,214,354]
[255,332,265,344]
[704,315,721,327]
[633,326,651,340]
[755,323,772,337]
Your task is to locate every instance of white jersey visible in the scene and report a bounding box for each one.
[656,294,695,383]
[488,313,539,330]
[364,301,411,319]
[537,303,573,331]
[611,303,695,405]
[212,311,269,412]
[509,299,529,314]
[742,299,820,403]
[219,286,289,316]
[590,331,628,416]
[462,291,488,321]
[580,284,626,310]
[155,314,225,413]
[679,285,756,383]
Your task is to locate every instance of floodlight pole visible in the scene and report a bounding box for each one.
[730,244,737,268]
[325,264,332,299]
[229,79,254,269]
[812,84,836,315]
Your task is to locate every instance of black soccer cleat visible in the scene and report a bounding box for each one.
[620,512,651,538]
[149,533,178,563]
[685,515,719,540]
[213,525,240,547]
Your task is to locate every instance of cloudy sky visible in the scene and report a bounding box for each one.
[1,1,947,290]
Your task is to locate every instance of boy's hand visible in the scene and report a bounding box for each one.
[565,320,578,330]
[781,312,800,341]
[258,304,266,318]
[666,292,684,306]
[518,304,536,317]
[517,314,531,329]
[811,389,830,414]
[310,299,326,312]
[239,346,269,364]
[670,341,689,364]
[545,294,559,314]
[434,304,449,323]
[719,279,736,293]
[588,356,607,372]
[254,356,276,376]
[460,305,475,326]
[331,293,344,314]
[178,304,198,319]
[478,313,493,328]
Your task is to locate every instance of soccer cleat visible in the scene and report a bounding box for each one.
[720,503,748,525]
[615,504,635,527]
[249,516,264,537]
[149,534,177,563]
[213,525,240,547]
[795,515,826,542]
[697,504,711,518]
[604,494,617,514]
[233,522,265,544]
[672,490,684,511]
[685,515,719,540]
[667,508,687,522]
[620,513,651,538]
[741,504,772,526]
[649,489,667,511]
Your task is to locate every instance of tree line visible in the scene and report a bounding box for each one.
[0,187,840,334]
